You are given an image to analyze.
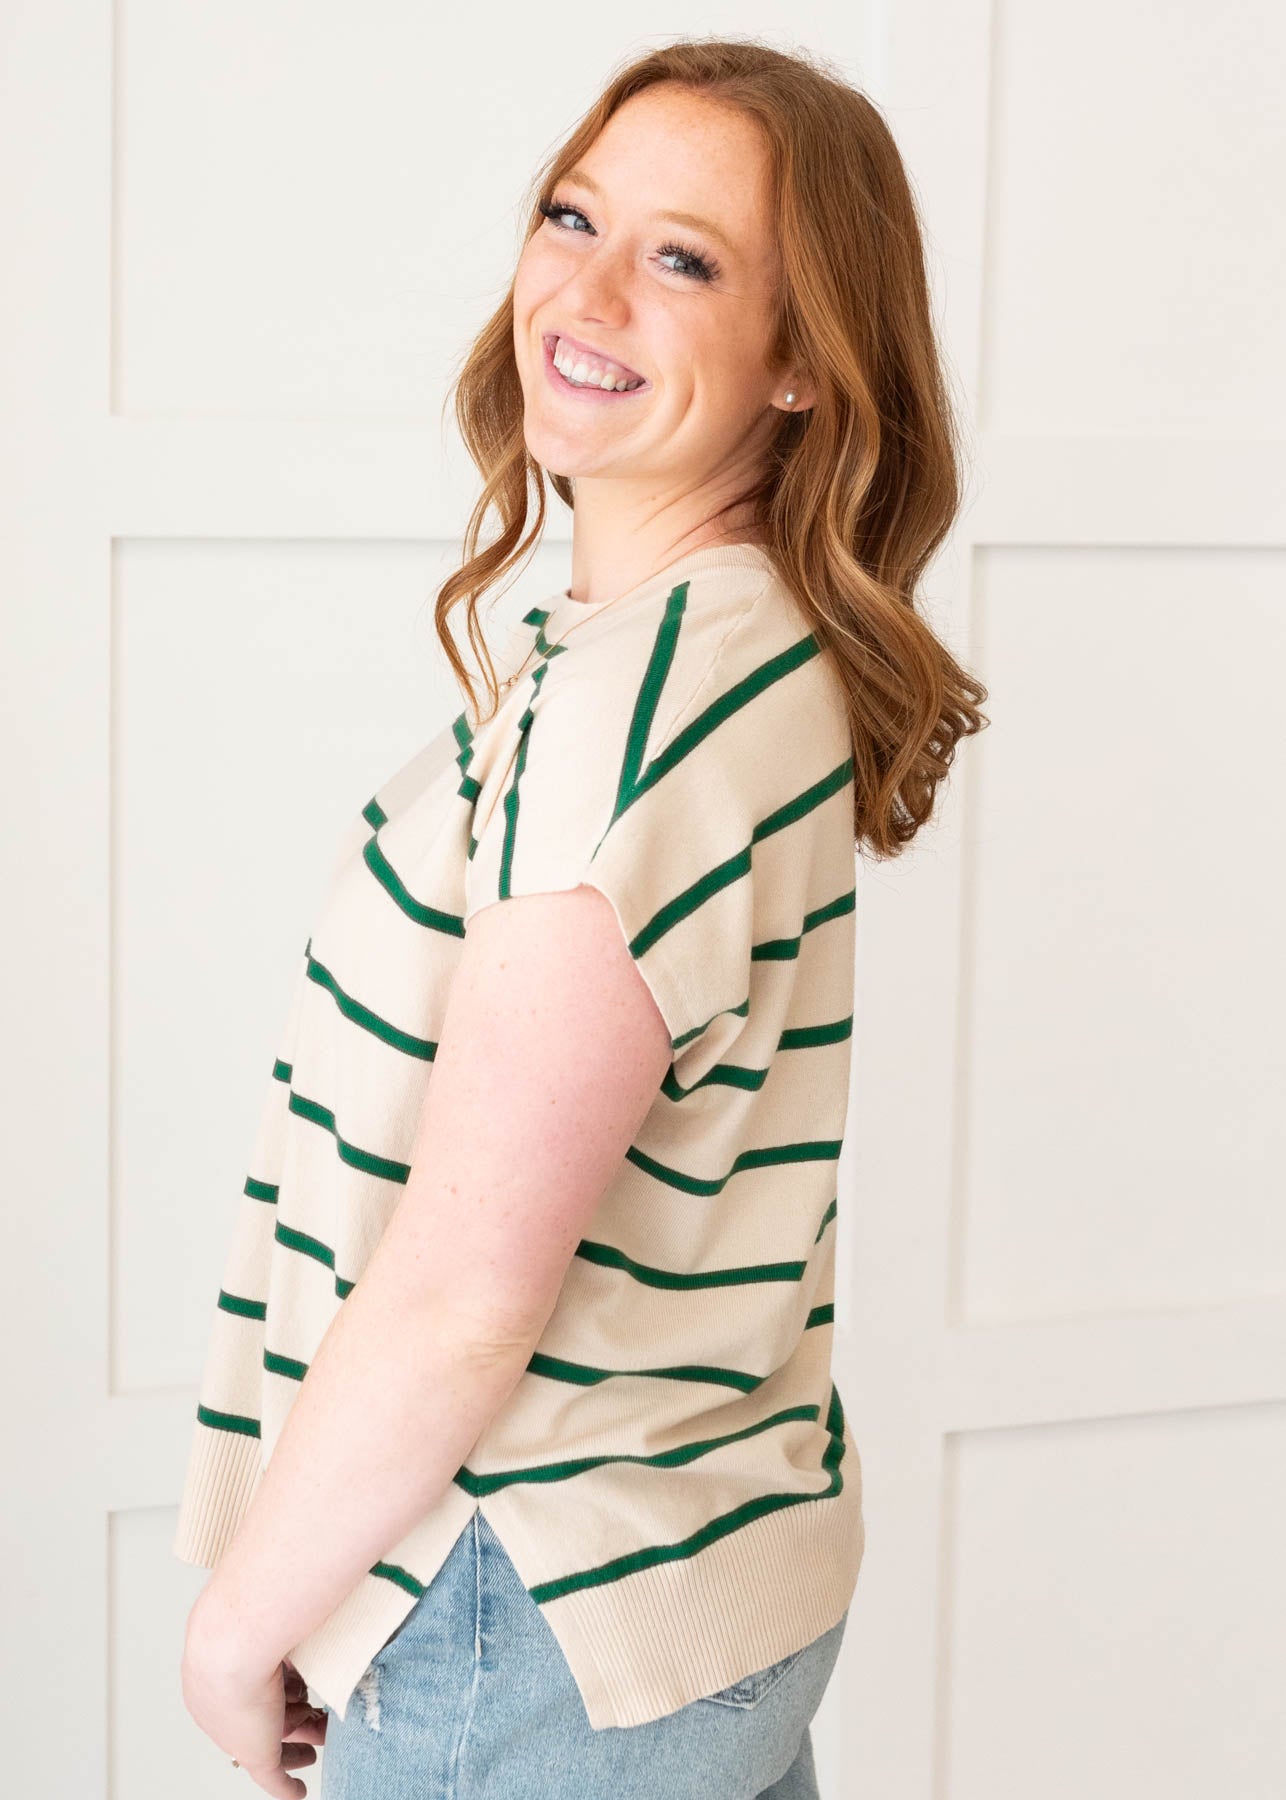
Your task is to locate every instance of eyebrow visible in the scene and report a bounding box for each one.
[559,166,738,258]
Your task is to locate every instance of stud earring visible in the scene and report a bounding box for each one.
[783,391,796,407]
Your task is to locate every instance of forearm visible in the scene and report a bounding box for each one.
[189,1209,537,1676]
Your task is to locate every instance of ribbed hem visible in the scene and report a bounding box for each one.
[487,1475,865,1730]
[171,1423,264,1567]
[172,1420,864,1734]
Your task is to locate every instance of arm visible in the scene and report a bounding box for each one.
[184,881,673,1680]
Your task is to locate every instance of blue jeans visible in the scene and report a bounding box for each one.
[318,1509,848,1799]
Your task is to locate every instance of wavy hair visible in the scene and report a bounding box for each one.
[434,36,989,859]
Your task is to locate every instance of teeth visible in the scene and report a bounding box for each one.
[553,337,643,392]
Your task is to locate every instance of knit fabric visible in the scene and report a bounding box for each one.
[171,541,865,1730]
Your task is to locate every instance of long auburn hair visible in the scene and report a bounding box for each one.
[435,36,989,860]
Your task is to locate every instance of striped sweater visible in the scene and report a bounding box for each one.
[171,540,865,1730]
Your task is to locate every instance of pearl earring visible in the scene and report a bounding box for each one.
[783,391,796,407]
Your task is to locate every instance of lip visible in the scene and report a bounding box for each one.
[541,331,651,401]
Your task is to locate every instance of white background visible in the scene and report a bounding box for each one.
[2,3,1284,1797]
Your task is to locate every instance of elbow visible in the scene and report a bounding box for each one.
[426,1288,551,1363]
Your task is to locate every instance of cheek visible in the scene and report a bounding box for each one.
[686,333,757,411]
[706,328,774,417]
[515,237,570,303]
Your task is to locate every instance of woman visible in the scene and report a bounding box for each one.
[174,37,987,1800]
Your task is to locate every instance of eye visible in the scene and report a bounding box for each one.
[536,196,721,285]
[537,196,594,235]
[656,240,721,284]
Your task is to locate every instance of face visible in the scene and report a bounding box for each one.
[512,84,805,486]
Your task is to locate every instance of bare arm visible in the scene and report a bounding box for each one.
[186,881,673,1676]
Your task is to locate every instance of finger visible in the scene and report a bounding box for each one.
[279,1744,318,1771]
[244,1760,305,1800]
[282,1710,327,1745]
[282,1664,309,1703]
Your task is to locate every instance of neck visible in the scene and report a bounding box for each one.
[561,479,766,606]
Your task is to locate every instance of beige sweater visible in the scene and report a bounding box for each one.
[172,541,865,1730]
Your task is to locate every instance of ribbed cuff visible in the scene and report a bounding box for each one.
[171,1422,264,1566]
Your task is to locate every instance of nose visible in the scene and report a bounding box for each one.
[557,241,632,328]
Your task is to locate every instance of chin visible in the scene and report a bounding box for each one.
[522,419,597,480]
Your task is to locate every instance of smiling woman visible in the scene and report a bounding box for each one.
[173,35,987,1800]
[507,81,799,532]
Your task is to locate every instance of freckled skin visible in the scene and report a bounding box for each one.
[512,82,816,603]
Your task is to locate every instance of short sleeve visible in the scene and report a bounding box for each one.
[462,617,854,1078]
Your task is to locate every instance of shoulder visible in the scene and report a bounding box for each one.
[643,563,852,783]
[539,559,846,768]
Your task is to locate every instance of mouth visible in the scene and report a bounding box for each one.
[541,331,651,402]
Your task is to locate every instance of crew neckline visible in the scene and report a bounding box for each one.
[542,541,774,629]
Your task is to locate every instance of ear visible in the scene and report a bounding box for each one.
[776,373,817,414]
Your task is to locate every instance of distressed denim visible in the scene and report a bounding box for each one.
[317,1508,847,1799]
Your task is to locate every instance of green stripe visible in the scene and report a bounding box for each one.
[264,1347,309,1382]
[614,581,689,811]
[496,662,552,896]
[615,633,823,819]
[671,997,749,1054]
[806,1301,834,1328]
[756,755,854,840]
[753,886,856,961]
[370,1558,425,1597]
[455,710,480,802]
[275,1218,337,1270]
[268,1202,829,1311]
[626,758,853,964]
[527,1348,762,1394]
[526,1379,848,1604]
[304,944,437,1061]
[627,841,751,959]
[287,1088,411,1183]
[535,625,573,659]
[625,1136,843,1198]
[269,1216,356,1299]
[661,1059,766,1098]
[814,1196,838,1243]
[371,1382,835,1598]
[243,1175,278,1204]
[363,834,466,936]
[196,1403,260,1439]
[217,1288,267,1322]
[267,1202,824,1309]
[660,1012,851,1098]
[574,1237,805,1289]
[456,1402,820,1496]
[368,716,476,836]
[779,1014,853,1050]
[272,1058,292,1083]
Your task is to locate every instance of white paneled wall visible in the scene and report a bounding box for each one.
[962,545,1286,1326]
[2,4,1282,1798]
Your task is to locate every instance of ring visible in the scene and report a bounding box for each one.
[231,1759,239,1767]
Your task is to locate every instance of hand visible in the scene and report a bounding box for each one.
[181,1625,327,1798]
